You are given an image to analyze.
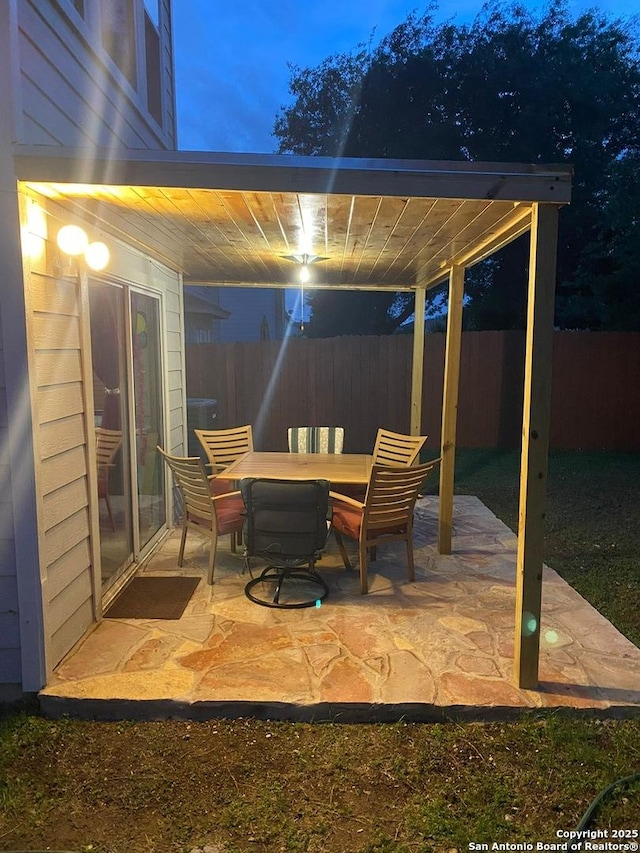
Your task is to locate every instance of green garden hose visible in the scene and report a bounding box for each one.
[568,772,640,852]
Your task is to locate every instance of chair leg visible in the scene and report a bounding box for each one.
[231,531,237,553]
[359,537,368,594]
[406,537,415,582]
[178,520,188,567]
[207,526,219,584]
[333,529,351,569]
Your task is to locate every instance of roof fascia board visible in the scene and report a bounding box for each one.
[185,280,416,292]
[13,145,573,204]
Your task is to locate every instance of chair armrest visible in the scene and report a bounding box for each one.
[424,456,442,468]
[329,490,365,510]
[211,489,241,503]
[206,464,227,478]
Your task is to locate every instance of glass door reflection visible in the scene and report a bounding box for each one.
[89,281,133,589]
[130,290,166,549]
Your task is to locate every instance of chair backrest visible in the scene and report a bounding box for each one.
[363,462,438,532]
[372,428,427,467]
[287,426,344,454]
[194,425,253,468]
[156,446,213,527]
[95,427,123,468]
[241,478,330,559]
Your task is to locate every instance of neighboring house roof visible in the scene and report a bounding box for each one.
[183,290,230,318]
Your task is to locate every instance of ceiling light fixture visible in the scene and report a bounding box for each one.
[282,253,328,332]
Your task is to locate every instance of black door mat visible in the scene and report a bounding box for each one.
[104,576,200,619]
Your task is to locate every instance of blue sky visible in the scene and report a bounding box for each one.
[173,0,638,155]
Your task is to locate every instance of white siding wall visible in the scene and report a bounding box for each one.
[106,239,185,460]
[1,0,180,689]
[23,195,185,674]
[158,0,176,145]
[0,308,22,685]
[16,0,176,149]
[29,274,94,668]
[165,285,187,455]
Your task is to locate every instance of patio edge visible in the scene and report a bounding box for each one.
[37,695,640,724]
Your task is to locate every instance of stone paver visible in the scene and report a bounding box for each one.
[39,496,640,721]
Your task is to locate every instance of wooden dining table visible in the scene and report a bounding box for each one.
[216,451,373,486]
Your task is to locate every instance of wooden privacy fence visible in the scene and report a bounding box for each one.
[185,331,640,452]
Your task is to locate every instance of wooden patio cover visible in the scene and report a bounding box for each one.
[14,145,573,689]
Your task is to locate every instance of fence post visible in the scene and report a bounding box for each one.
[410,287,426,436]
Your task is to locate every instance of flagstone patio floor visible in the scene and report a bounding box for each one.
[39,496,640,722]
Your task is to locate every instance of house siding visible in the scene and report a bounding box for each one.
[159,0,176,145]
[166,285,186,454]
[0,309,22,685]
[16,0,176,149]
[20,189,185,675]
[27,271,94,670]
[105,240,185,460]
[1,0,181,690]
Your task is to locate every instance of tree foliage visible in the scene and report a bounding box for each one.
[274,0,640,333]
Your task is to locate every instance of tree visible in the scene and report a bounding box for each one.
[274,0,640,333]
[559,150,640,329]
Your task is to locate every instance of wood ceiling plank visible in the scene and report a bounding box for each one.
[334,195,383,282]
[415,203,531,282]
[379,198,469,284]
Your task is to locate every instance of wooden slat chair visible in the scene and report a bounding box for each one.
[194,424,253,496]
[339,428,428,500]
[372,428,428,467]
[330,459,440,594]
[95,427,123,531]
[287,426,344,454]
[157,446,244,584]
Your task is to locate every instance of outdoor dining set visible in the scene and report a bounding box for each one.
[156,425,440,610]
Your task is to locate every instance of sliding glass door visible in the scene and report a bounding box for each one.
[89,282,166,595]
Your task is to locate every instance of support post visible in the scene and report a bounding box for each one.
[438,264,464,554]
[410,286,426,437]
[514,203,558,689]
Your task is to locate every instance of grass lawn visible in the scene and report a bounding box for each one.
[1,450,638,853]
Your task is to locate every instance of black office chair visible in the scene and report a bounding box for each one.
[241,478,331,609]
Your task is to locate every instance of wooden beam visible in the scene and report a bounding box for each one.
[184,280,416,292]
[514,203,559,690]
[14,145,574,203]
[438,205,533,273]
[438,264,465,554]
[410,287,426,436]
